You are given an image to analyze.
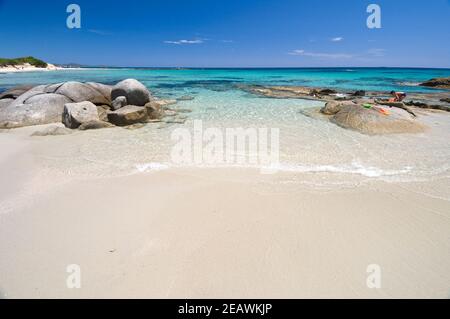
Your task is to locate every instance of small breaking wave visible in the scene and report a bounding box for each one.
[262,162,413,177]
[134,160,413,178]
[397,81,421,87]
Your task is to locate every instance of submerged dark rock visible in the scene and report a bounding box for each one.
[352,90,366,97]
[404,100,450,112]
[177,95,195,101]
[420,77,450,89]
[31,125,73,136]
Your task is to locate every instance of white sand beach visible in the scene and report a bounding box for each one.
[0,63,62,73]
[0,64,89,73]
[1,0,450,302]
[0,125,449,299]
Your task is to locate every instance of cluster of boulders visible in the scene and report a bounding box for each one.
[0,79,187,131]
[240,85,368,101]
[240,82,450,134]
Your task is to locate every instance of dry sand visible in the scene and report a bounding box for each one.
[0,128,449,299]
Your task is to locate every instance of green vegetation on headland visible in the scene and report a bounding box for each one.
[0,56,47,68]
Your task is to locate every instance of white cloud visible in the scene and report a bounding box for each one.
[331,37,344,42]
[289,49,353,59]
[88,29,111,36]
[164,39,205,45]
[367,48,386,57]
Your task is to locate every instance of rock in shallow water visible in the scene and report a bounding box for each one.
[321,101,342,115]
[107,105,148,126]
[176,95,195,101]
[63,101,100,129]
[78,120,115,130]
[0,81,126,128]
[320,100,356,115]
[352,90,366,97]
[420,77,450,89]
[31,125,73,136]
[144,100,172,119]
[111,79,151,106]
[330,105,425,135]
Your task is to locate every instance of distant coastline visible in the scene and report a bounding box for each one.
[61,66,450,70]
[2,64,449,73]
[0,56,85,73]
[0,64,85,73]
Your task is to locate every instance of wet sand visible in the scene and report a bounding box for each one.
[0,129,449,298]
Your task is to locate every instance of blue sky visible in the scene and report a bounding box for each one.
[0,0,449,67]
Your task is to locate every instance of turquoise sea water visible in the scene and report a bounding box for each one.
[1,67,450,96]
[1,68,450,192]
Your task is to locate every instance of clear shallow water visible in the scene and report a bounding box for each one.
[1,68,450,192]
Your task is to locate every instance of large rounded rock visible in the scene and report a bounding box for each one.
[331,105,425,135]
[0,98,14,109]
[63,101,100,129]
[320,100,355,115]
[111,79,151,106]
[0,85,37,99]
[0,81,115,128]
[321,101,342,115]
[44,83,65,94]
[0,93,71,128]
[56,81,111,105]
[86,82,112,100]
[10,85,46,105]
[107,105,148,126]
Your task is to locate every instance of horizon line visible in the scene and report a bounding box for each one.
[65,65,450,70]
